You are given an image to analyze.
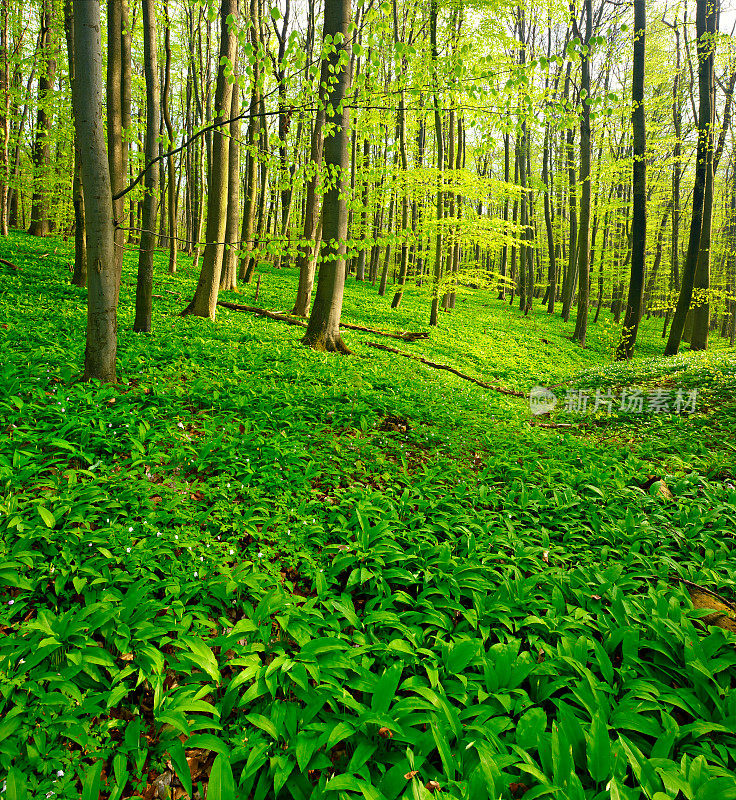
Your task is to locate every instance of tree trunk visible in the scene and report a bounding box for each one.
[238,0,262,283]
[182,0,239,319]
[355,136,370,281]
[73,0,117,381]
[390,44,410,309]
[220,69,241,293]
[665,0,714,356]
[498,132,509,298]
[291,87,325,314]
[28,0,56,238]
[106,0,126,300]
[162,0,178,274]
[378,187,396,296]
[302,0,352,352]
[62,0,87,286]
[561,63,576,321]
[133,0,161,333]
[572,0,592,345]
[0,0,9,236]
[428,0,443,327]
[617,0,646,359]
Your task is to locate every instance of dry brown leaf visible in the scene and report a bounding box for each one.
[425,780,441,792]
[655,480,674,501]
[378,727,393,739]
[683,580,736,633]
[404,770,419,780]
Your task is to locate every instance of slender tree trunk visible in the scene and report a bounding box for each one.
[665,0,714,356]
[28,0,56,238]
[543,118,556,313]
[0,0,9,236]
[238,0,262,283]
[291,90,325,314]
[644,205,670,317]
[572,0,592,345]
[691,1,724,350]
[378,185,396,296]
[220,68,241,293]
[62,0,87,285]
[561,64,576,321]
[162,0,177,274]
[182,0,239,319]
[106,0,126,300]
[73,0,117,382]
[617,0,646,359]
[133,0,160,333]
[390,53,410,308]
[498,132,509,298]
[355,136,370,281]
[428,0,444,327]
[302,0,352,352]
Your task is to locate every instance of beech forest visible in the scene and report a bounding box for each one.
[1,0,736,798]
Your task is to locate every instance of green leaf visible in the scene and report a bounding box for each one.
[185,734,230,759]
[586,714,611,784]
[517,708,547,751]
[6,768,28,800]
[179,636,221,684]
[695,778,736,800]
[168,739,193,799]
[245,714,279,740]
[81,760,104,800]
[38,506,55,528]
[208,753,235,800]
[372,665,402,714]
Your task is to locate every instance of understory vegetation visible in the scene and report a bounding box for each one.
[1,233,736,799]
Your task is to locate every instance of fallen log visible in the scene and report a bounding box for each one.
[0,258,20,272]
[365,341,525,397]
[218,301,307,328]
[217,301,429,341]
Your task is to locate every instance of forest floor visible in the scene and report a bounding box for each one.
[1,230,736,800]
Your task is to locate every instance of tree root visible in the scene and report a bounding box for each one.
[365,341,525,397]
[217,301,429,341]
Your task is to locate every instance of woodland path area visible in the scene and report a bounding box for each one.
[1,233,736,800]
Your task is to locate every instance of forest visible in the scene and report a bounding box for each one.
[1,0,736,797]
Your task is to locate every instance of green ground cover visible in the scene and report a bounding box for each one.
[1,231,736,799]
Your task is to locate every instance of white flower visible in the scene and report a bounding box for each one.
[128,527,133,532]
[194,571,198,578]
[56,770,64,778]
[8,599,14,605]
[157,532,162,537]
[229,549,234,555]
[257,552,264,558]
[199,557,203,562]
[126,547,131,553]
[174,535,178,540]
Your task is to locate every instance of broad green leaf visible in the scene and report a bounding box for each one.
[208,753,235,800]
